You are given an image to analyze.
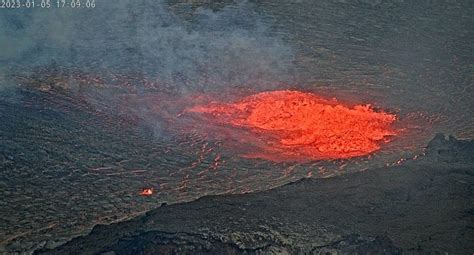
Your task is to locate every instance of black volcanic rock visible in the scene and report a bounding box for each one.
[36,134,474,254]
[426,133,474,163]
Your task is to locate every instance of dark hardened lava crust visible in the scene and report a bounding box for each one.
[36,134,474,254]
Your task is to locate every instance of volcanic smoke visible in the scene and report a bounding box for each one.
[188,90,397,160]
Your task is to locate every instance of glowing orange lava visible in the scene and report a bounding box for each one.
[188,90,397,160]
[139,188,153,196]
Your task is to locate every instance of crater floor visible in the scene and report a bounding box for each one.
[37,134,474,254]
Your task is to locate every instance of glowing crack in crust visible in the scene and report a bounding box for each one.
[188,90,397,160]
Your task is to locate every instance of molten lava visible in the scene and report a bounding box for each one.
[188,90,397,160]
[139,188,153,196]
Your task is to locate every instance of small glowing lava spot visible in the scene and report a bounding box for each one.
[140,188,153,196]
[187,90,397,161]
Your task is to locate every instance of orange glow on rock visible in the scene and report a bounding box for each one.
[140,188,153,196]
[188,90,397,160]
